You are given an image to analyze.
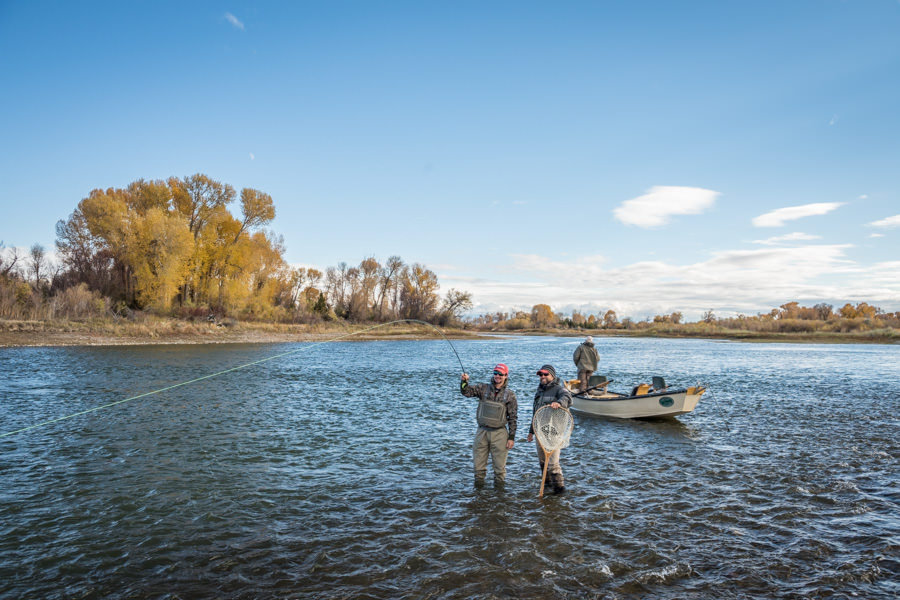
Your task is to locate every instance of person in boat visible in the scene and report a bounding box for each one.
[459,363,518,487]
[526,364,572,494]
[572,336,600,393]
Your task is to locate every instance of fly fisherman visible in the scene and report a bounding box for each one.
[527,364,572,494]
[573,335,600,392]
[460,363,518,487]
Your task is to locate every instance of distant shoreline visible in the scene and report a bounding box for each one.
[1,318,897,347]
[0,319,480,347]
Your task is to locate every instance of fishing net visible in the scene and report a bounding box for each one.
[533,405,574,452]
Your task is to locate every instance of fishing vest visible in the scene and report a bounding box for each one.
[477,387,510,429]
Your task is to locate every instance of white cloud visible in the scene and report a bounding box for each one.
[752,202,844,227]
[829,114,839,126]
[613,186,719,228]
[867,214,900,229]
[249,153,255,160]
[753,232,821,245]
[225,12,244,30]
[438,243,897,322]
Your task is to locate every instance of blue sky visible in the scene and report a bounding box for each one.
[2,1,898,321]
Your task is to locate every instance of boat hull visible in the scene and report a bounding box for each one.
[570,389,703,419]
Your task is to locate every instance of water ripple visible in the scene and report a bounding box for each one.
[1,338,898,598]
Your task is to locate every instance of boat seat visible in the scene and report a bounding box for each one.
[588,375,608,386]
[631,383,652,396]
[651,376,667,391]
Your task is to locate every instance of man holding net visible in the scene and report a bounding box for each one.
[527,364,573,494]
[460,363,518,487]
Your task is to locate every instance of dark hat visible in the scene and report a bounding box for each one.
[536,364,556,378]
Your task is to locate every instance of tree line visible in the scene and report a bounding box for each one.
[1,174,472,324]
[469,301,900,335]
[2,174,897,336]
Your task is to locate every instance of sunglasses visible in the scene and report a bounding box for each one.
[537,371,550,376]
[493,371,506,376]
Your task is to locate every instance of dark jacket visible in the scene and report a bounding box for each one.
[529,378,572,435]
[460,380,518,440]
[573,341,600,371]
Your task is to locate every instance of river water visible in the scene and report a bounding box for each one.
[0,336,897,599]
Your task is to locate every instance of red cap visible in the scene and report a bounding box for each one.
[493,363,509,375]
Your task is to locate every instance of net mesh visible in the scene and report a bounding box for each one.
[533,406,574,451]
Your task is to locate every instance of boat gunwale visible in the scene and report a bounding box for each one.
[570,388,692,403]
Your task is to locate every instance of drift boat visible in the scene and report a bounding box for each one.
[563,376,706,419]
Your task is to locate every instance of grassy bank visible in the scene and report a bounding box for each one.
[2,316,898,347]
[0,317,483,347]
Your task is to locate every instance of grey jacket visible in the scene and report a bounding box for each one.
[529,378,572,435]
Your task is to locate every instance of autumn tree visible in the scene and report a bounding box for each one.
[839,302,878,320]
[325,262,350,317]
[778,302,800,320]
[399,263,440,320]
[172,174,235,239]
[531,304,555,328]
[28,244,47,286]
[437,288,473,326]
[125,208,192,309]
[603,309,618,328]
[375,255,405,319]
[814,303,834,321]
[54,174,285,314]
[234,188,275,242]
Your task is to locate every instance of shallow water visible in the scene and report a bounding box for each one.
[1,336,898,599]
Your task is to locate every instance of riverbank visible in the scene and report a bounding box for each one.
[2,317,898,347]
[0,318,485,347]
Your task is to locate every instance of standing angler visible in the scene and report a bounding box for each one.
[460,363,518,487]
[527,364,572,494]
[573,335,600,393]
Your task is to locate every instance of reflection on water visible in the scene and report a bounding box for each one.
[1,337,898,599]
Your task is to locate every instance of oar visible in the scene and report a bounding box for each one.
[573,379,614,395]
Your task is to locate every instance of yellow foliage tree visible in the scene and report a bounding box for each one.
[531,304,555,327]
[126,208,193,309]
[56,174,286,316]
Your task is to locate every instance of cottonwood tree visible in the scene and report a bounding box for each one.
[399,263,440,320]
[375,255,405,319]
[531,304,555,327]
[28,244,47,285]
[54,174,286,313]
[437,288,473,325]
[125,209,192,309]
[603,309,618,328]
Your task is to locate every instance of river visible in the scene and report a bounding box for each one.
[1,336,897,598]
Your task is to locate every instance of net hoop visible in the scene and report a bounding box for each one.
[533,405,574,452]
